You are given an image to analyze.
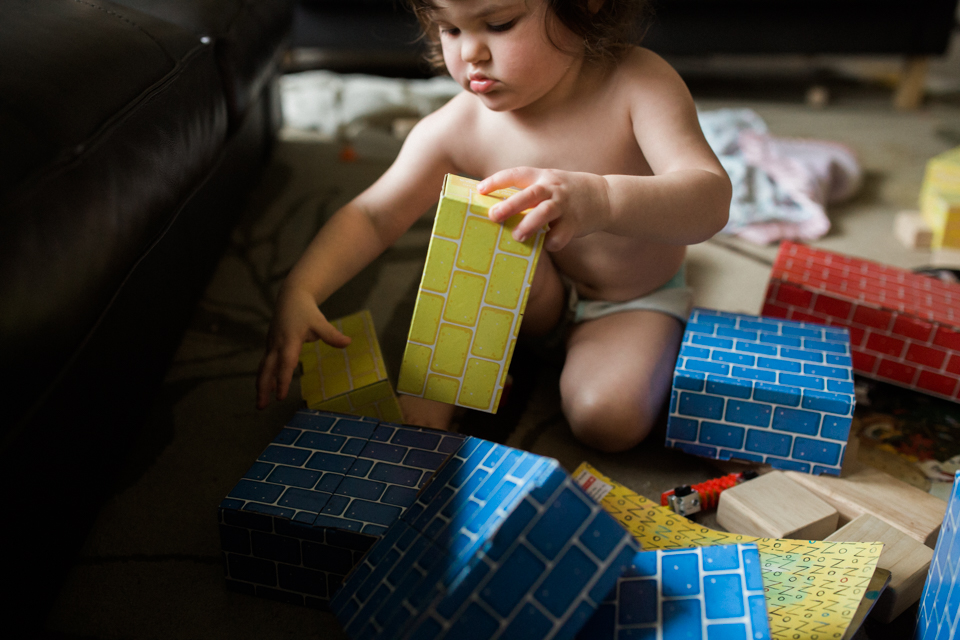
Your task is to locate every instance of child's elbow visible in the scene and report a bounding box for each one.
[704,171,732,237]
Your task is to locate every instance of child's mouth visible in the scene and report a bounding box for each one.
[469,78,495,93]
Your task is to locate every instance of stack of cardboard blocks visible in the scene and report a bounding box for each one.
[299,310,404,423]
[219,410,463,607]
[397,174,547,413]
[916,471,960,639]
[763,240,960,402]
[665,307,856,475]
[919,146,960,250]
[331,437,641,639]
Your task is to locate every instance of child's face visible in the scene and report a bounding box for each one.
[432,0,581,113]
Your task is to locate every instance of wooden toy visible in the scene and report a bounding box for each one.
[893,210,933,249]
[825,513,932,622]
[666,307,855,475]
[219,410,464,608]
[920,145,960,249]
[716,470,839,540]
[916,471,960,639]
[397,174,546,413]
[299,310,404,422]
[785,466,946,548]
[574,462,882,640]
[331,439,639,640]
[763,240,960,403]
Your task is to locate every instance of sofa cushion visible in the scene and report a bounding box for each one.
[0,0,228,428]
[111,0,296,127]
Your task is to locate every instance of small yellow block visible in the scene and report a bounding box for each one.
[398,174,546,413]
[299,309,404,422]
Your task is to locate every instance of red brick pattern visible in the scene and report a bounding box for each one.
[762,241,960,402]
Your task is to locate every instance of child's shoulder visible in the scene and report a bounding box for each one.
[609,46,696,109]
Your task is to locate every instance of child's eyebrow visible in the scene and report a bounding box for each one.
[431,0,522,22]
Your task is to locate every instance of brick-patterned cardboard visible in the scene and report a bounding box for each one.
[219,410,464,607]
[300,310,404,422]
[665,308,855,475]
[762,241,960,402]
[577,544,771,640]
[331,438,640,640]
[915,471,960,640]
[397,174,546,413]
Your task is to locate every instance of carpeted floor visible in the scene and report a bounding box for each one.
[41,84,960,638]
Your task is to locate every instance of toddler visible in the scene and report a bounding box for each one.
[257,0,732,452]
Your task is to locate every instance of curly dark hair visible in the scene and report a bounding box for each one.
[404,0,653,72]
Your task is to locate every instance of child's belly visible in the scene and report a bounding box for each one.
[552,234,686,302]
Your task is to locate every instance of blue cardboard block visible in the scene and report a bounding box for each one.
[331,438,640,640]
[219,409,464,608]
[667,308,856,475]
[578,543,771,640]
[915,471,960,640]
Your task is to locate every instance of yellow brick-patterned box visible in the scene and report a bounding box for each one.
[920,145,960,248]
[397,174,546,413]
[299,310,404,422]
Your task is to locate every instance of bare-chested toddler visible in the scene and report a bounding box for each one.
[256,0,732,452]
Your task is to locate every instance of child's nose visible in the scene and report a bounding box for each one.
[460,35,490,63]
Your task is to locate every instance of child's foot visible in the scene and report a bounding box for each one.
[398,395,457,431]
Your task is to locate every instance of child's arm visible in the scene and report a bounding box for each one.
[256,113,458,409]
[479,49,731,251]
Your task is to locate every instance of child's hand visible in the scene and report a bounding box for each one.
[477,167,611,251]
[256,287,351,410]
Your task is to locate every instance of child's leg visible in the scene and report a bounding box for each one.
[560,310,683,452]
[399,256,564,430]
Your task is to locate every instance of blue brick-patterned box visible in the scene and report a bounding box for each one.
[331,438,640,639]
[916,471,960,640]
[665,308,856,476]
[578,544,771,640]
[219,410,464,608]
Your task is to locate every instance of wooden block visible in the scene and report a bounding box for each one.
[894,210,933,249]
[785,467,946,548]
[717,471,839,540]
[827,514,933,623]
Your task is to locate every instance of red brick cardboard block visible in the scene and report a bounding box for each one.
[762,241,960,403]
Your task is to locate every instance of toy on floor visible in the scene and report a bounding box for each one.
[219,410,463,607]
[397,174,547,413]
[331,439,639,640]
[299,310,404,422]
[666,307,856,475]
[578,544,771,640]
[915,470,960,639]
[716,470,839,540]
[574,463,882,640]
[660,469,758,517]
[919,146,960,250]
[763,240,960,403]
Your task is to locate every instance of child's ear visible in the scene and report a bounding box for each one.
[587,0,605,14]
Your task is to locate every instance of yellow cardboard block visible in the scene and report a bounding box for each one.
[397,174,546,413]
[920,146,960,248]
[299,310,404,422]
[574,462,882,640]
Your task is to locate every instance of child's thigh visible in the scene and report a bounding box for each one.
[519,254,566,337]
[562,309,683,412]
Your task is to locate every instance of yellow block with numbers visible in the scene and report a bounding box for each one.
[299,309,404,422]
[397,174,546,413]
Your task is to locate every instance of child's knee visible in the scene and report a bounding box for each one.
[561,384,657,453]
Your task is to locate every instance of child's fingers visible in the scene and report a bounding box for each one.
[256,350,279,409]
[513,198,558,242]
[314,319,352,349]
[477,166,538,194]
[490,184,549,222]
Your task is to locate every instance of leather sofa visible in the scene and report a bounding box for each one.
[0,0,293,621]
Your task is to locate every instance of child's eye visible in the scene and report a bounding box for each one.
[439,26,460,36]
[487,19,516,32]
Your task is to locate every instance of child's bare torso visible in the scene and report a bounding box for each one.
[437,57,686,303]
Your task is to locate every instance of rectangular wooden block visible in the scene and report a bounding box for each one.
[717,470,839,540]
[786,466,946,548]
[826,513,933,622]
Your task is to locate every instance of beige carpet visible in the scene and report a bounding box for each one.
[42,88,960,638]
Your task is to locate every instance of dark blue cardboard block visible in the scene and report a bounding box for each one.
[916,471,960,640]
[331,438,640,640]
[219,410,464,607]
[666,308,856,475]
